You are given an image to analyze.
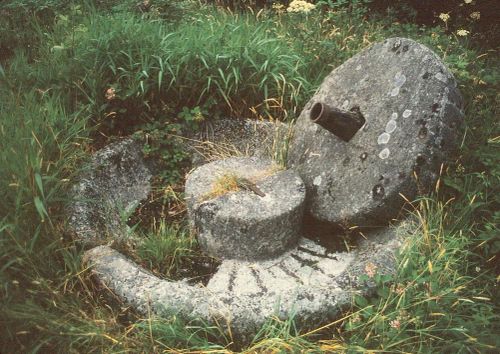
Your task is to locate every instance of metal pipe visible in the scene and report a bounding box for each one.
[309,102,365,142]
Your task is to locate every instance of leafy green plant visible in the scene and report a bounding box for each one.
[129,315,228,351]
[27,7,314,131]
[133,121,190,185]
[177,105,207,131]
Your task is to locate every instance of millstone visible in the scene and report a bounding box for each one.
[83,222,408,345]
[287,37,464,228]
[68,138,153,246]
[70,134,412,345]
[185,156,305,260]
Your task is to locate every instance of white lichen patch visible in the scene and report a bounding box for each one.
[390,87,400,97]
[385,120,397,133]
[394,72,406,87]
[379,148,390,159]
[403,109,412,118]
[389,72,407,97]
[313,175,322,186]
[434,72,447,83]
[377,132,391,145]
[391,112,398,120]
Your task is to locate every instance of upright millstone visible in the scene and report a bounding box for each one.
[288,37,464,228]
[185,157,306,260]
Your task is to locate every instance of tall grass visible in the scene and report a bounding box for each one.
[23,7,314,131]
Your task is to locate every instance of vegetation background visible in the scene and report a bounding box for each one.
[1,0,498,352]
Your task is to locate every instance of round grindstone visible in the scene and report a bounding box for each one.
[185,156,306,260]
[287,37,464,228]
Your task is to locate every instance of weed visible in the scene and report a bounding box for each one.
[203,172,241,201]
[133,122,190,185]
[135,221,195,277]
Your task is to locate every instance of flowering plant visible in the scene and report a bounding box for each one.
[286,0,316,14]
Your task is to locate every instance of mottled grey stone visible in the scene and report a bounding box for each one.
[67,138,152,246]
[185,157,305,260]
[71,137,413,345]
[84,221,411,345]
[288,37,464,228]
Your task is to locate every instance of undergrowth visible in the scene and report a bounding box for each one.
[1,0,498,352]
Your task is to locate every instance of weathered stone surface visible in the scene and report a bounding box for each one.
[189,119,291,166]
[71,137,413,345]
[288,37,464,228]
[185,157,305,260]
[84,221,411,345]
[67,138,153,246]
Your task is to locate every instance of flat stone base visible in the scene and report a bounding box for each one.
[84,221,411,345]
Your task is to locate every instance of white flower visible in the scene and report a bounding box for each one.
[390,319,401,329]
[470,11,480,20]
[456,29,470,36]
[464,0,472,4]
[272,3,285,13]
[439,13,450,22]
[286,0,316,13]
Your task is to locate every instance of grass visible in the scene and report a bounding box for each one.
[1,0,499,352]
[203,172,242,200]
[134,221,196,278]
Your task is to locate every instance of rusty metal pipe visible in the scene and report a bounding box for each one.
[309,102,365,142]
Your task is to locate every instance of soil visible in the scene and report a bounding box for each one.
[302,214,362,253]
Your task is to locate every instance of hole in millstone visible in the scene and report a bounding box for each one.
[309,102,366,142]
[123,180,221,286]
[416,154,427,166]
[310,101,323,121]
[418,126,428,139]
[431,103,440,113]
